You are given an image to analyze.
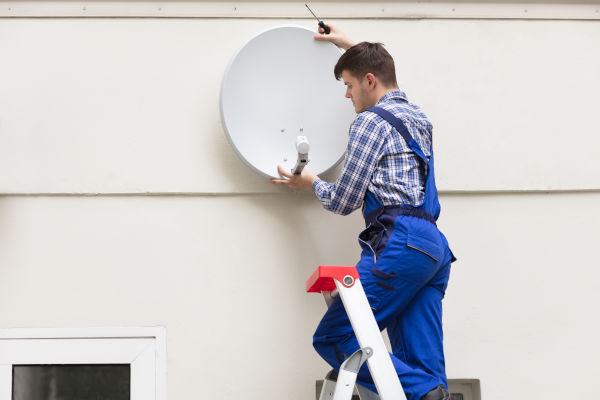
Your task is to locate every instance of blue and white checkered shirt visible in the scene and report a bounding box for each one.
[312,90,432,216]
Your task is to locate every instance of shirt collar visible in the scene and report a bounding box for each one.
[376,90,408,105]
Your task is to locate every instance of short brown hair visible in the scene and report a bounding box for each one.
[334,42,397,87]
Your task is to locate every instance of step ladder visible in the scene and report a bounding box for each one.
[306,266,406,400]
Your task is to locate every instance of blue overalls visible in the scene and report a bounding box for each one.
[313,106,456,400]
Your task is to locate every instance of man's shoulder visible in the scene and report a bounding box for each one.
[354,108,390,129]
[355,103,427,127]
[382,101,429,121]
[346,111,390,144]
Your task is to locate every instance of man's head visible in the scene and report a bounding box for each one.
[334,42,398,113]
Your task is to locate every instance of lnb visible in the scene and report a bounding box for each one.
[292,136,311,174]
[296,136,310,154]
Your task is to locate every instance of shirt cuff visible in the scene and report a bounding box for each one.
[312,179,328,198]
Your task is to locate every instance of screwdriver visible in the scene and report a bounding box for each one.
[305,4,331,34]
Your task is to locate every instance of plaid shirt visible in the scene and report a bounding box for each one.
[312,90,432,216]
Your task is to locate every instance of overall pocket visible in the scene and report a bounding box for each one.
[358,223,384,259]
[372,216,445,288]
[406,231,443,262]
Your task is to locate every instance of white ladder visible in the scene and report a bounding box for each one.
[306,266,406,400]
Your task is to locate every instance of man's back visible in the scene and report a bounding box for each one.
[349,89,433,210]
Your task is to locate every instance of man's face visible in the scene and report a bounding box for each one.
[342,70,371,113]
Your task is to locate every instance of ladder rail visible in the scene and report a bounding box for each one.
[334,278,406,400]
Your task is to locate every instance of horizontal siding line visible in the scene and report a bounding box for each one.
[0,2,599,20]
[2,16,600,21]
[1,189,599,197]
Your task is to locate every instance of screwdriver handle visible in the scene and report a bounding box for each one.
[318,21,331,34]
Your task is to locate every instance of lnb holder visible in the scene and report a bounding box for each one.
[292,136,310,174]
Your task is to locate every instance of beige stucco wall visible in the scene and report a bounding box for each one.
[1,2,599,399]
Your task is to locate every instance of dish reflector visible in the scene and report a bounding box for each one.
[220,25,355,178]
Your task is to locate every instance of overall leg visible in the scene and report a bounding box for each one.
[387,241,453,394]
[313,216,449,400]
[313,294,441,400]
[387,285,447,388]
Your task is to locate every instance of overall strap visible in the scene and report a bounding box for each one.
[366,106,428,162]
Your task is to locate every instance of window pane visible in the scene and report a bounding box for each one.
[12,364,130,400]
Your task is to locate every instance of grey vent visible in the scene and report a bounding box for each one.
[316,378,481,400]
[448,379,481,400]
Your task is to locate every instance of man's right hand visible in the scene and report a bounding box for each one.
[270,165,319,191]
[313,23,356,51]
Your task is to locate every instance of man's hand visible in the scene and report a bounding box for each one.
[271,165,319,190]
[313,23,356,51]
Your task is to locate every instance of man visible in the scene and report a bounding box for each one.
[271,24,456,400]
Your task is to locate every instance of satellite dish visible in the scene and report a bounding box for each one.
[220,25,355,179]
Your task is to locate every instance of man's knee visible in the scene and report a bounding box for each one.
[313,333,354,368]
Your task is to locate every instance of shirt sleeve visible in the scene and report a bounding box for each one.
[312,112,386,216]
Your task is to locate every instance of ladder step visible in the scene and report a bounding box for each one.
[317,348,372,400]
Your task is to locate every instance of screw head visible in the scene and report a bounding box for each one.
[343,275,354,287]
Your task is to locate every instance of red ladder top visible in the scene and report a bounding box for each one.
[306,265,360,293]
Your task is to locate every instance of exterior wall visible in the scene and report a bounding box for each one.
[1,2,599,399]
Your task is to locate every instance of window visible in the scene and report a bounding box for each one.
[13,364,130,400]
[0,328,165,400]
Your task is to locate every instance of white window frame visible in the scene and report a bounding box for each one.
[0,327,166,400]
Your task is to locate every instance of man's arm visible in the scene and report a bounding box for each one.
[270,115,385,217]
[313,23,356,51]
[310,114,385,215]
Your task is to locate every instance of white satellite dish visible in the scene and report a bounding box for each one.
[220,25,355,179]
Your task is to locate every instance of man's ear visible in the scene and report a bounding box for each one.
[365,73,377,89]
